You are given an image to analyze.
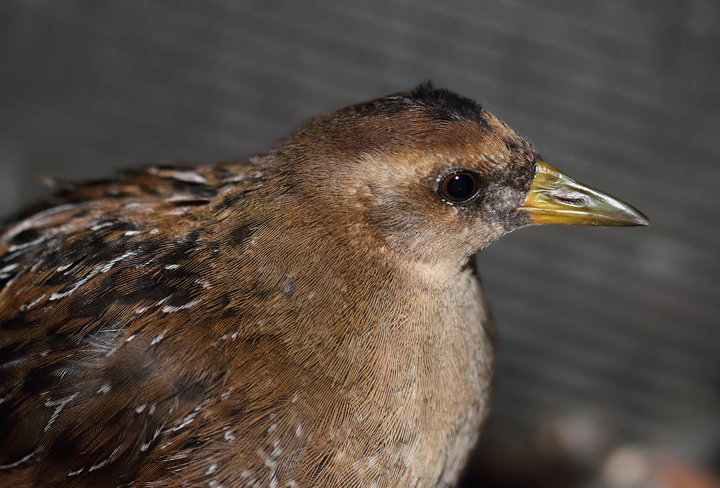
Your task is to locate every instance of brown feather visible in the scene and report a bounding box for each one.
[0,85,541,487]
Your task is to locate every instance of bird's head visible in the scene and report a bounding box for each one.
[277,83,647,276]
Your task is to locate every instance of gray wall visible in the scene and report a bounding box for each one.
[2,1,719,484]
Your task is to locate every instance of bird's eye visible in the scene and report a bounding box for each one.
[441,172,478,203]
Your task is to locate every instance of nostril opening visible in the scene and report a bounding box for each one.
[550,192,586,206]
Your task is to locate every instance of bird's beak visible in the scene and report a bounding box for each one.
[519,161,648,226]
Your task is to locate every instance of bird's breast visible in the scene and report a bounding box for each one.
[242,262,497,488]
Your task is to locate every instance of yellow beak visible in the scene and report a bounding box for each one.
[519,161,648,226]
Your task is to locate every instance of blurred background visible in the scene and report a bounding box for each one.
[1,1,719,486]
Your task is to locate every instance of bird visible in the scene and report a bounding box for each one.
[0,83,647,488]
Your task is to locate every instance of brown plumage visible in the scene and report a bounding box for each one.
[0,84,647,487]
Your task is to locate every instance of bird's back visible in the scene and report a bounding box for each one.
[0,162,268,485]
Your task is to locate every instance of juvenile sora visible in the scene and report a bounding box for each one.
[0,84,647,487]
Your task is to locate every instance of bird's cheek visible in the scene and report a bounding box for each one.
[478,185,531,232]
[505,208,535,229]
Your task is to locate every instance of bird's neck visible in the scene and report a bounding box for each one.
[206,196,495,487]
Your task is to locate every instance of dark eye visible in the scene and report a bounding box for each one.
[441,172,478,203]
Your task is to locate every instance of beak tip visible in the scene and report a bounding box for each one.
[614,202,649,227]
[628,209,649,227]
